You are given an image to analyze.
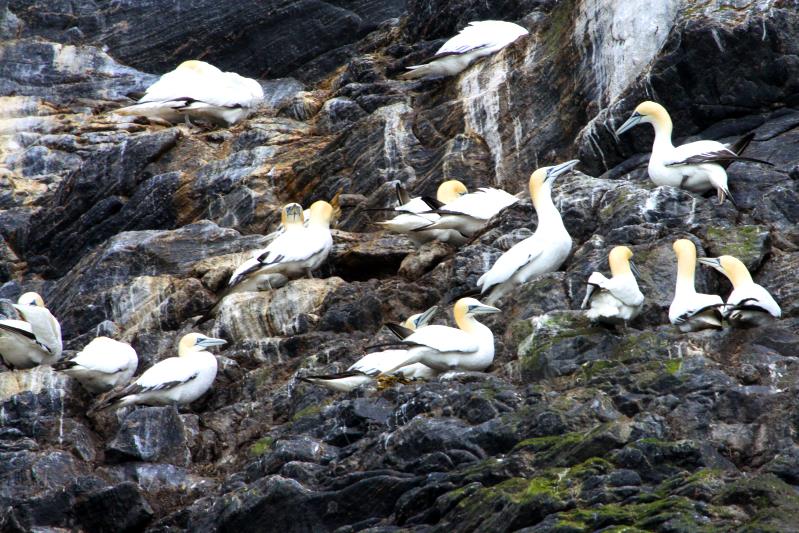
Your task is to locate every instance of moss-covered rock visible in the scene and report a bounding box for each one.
[702,225,770,271]
[518,311,613,382]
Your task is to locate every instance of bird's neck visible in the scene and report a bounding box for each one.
[651,115,674,151]
[456,314,492,340]
[609,261,632,278]
[675,257,697,294]
[533,192,566,232]
[726,266,753,289]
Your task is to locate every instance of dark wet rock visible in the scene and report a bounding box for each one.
[75,482,154,533]
[245,436,339,481]
[106,406,192,466]
[7,0,406,81]
[316,97,368,135]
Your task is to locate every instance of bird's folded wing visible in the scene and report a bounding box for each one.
[0,319,35,339]
[599,276,645,307]
[302,370,368,381]
[349,349,411,375]
[14,306,61,353]
[257,231,324,265]
[425,188,514,220]
[405,325,479,353]
[385,322,415,340]
[134,358,201,392]
[728,286,781,317]
[666,141,772,167]
[73,343,132,374]
[676,302,723,323]
[229,256,265,287]
[479,239,543,290]
[434,21,506,57]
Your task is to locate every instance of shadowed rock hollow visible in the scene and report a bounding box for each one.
[2,0,799,531]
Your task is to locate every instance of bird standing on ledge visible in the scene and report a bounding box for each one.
[669,239,724,332]
[477,160,578,304]
[616,101,771,205]
[698,255,780,327]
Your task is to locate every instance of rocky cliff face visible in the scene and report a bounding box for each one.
[2,0,799,531]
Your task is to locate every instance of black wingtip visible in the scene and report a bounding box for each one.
[51,360,77,371]
[420,196,444,210]
[729,132,755,156]
[385,322,414,340]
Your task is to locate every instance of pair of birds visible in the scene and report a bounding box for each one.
[198,200,336,324]
[303,297,500,392]
[669,239,780,330]
[57,332,226,411]
[115,60,263,127]
[116,20,528,128]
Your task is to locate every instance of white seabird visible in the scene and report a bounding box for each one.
[698,255,781,327]
[476,160,578,303]
[115,60,263,126]
[94,333,227,410]
[53,337,138,393]
[581,246,644,325]
[376,180,469,246]
[616,101,771,205]
[669,239,724,332]
[372,297,500,374]
[301,305,440,392]
[0,292,62,369]
[414,185,519,238]
[399,20,529,80]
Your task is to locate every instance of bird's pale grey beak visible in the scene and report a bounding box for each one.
[415,305,439,328]
[471,304,501,315]
[616,112,642,135]
[630,260,641,278]
[546,159,580,183]
[698,257,723,272]
[197,336,227,348]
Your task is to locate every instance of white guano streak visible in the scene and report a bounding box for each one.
[459,54,510,183]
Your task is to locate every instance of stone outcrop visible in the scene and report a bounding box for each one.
[1,0,799,531]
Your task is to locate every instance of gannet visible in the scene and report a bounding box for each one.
[581,246,644,325]
[476,160,578,303]
[0,292,62,369]
[301,305,440,392]
[369,298,500,374]
[616,101,771,205]
[399,21,528,80]
[115,60,263,126]
[414,185,518,238]
[698,255,781,327]
[377,180,469,246]
[53,337,138,393]
[94,333,226,410]
[669,239,724,332]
